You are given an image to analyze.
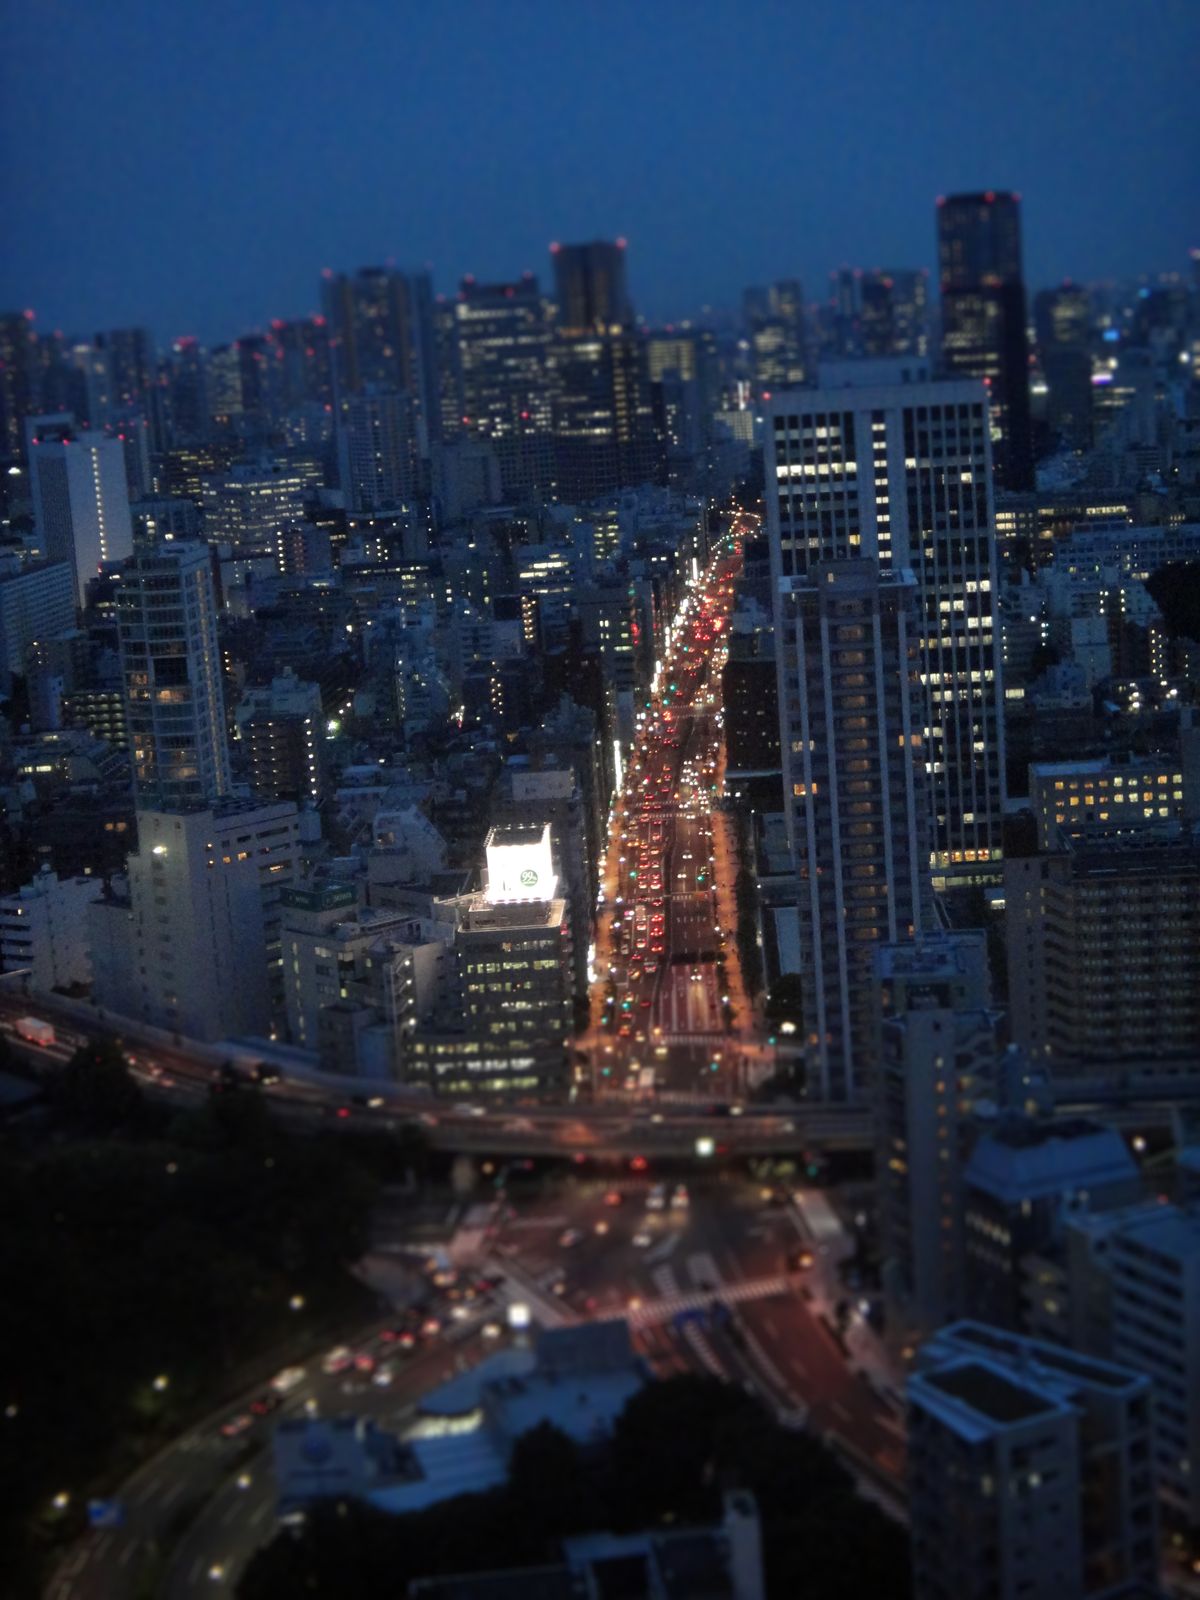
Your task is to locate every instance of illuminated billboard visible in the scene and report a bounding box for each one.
[485,823,557,903]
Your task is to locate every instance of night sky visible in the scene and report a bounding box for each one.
[2,0,1195,344]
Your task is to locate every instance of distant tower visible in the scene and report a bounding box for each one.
[337,389,417,510]
[118,542,231,807]
[937,191,1034,489]
[27,414,134,603]
[551,239,632,331]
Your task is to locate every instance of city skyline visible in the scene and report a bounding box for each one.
[2,0,1196,343]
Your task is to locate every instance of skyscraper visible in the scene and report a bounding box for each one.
[337,389,417,511]
[27,415,134,604]
[453,275,555,500]
[551,239,632,332]
[743,280,806,390]
[767,370,1007,885]
[117,541,231,808]
[937,191,1034,489]
[859,270,929,358]
[95,327,156,416]
[549,328,664,502]
[0,310,39,462]
[320,266,438,444]
[1034,283,1094,451]
[773,557,932,1098]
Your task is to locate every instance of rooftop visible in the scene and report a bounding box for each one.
[922,1360,1060,1427]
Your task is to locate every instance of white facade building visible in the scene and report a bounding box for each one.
[27,416,134,604]
[0,868,103,991]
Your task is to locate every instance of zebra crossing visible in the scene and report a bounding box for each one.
[627,1271,794,1329]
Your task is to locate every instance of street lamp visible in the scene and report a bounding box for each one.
[152,1374,170,1393]
[289,1294,306,1312]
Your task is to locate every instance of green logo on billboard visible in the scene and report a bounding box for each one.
[519,868,539,887]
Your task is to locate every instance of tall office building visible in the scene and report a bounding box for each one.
[270,316,335,412]
[1034,284,1094,452]
[766,371,1006,885]
[937,191,1034,490]
[773,558,931,1099]
[117,542,231,808]
[96,327,156,417]
[453,276,555,500]
[743,280,806,390]
[0,310,39,462]
[551,239,632,332]
[859,270,929,358]
[320,266,438,444]
[550,328,664,502]
[27,415,134,604]
[336,389,417,511]
[909,1321,1159,1600]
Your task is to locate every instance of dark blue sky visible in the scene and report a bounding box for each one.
[2,0,1196,345]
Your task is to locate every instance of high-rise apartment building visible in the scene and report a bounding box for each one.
[773,558,931,1099]
[27,415,134,603]
[0,310,39,461]
[937,191,1034,490]
[1005,833,1200,1075]
[551,239,632,332]
[875,931,1002,1335]
[452,276,555,501]
[117,542,231,807]
[909,1321,1159,1600]
[320,266,438,442]
[336,389,417,511]
[235,668,326,805]
[766,371,1006,885]
[0,557,76,692]
[95,327,156,418]
[549,329,664,502]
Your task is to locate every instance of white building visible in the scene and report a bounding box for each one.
[27,415,134,604]
[0,867,103,991]
[89,799,299,1041]
[117,542,231,808]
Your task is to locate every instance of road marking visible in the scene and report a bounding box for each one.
[220,1497,242,1526]
[831,1400,852,1422]
[249,1500,270,1527]
[118,1540,138,1567]
[160,1481,187,1509]
[763,1316,778,1337]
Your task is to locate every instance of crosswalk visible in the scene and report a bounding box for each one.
[628,1272,793,1329]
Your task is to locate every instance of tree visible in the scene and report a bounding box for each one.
[607,1375,760,1526]
[50,1038,147,1134]
[507,1423,595,1541]
[1147,561,1200,641]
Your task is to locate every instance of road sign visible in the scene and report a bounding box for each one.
[87,1498,124,1528]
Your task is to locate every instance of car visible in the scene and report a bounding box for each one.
[249,1391,282,1418]
[321,1346,354,1375]
[220,1413,254,1439]
[421,1317,442,1338]
[372,1362,396,1387]
[594,1219,610,1236]
[482,1321,503,1340]
[353,1352,376,1374]
[646,1183,666,1211]
[559,1227,584,1248]
[270,1366,307,1394]
[603,1189,623,1207]
[671,1184,690,1210]
[632,1231,653,1249]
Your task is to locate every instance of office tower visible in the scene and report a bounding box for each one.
[937,190,1034,489]
[0,557,76,692]
[962,1117,1140,1329]
[766,372,1006,885]
[859,269,929,358]
[117,542,231,807]
[743,280,806,390]
[199,457,313,553]
[270,316,335,412]
[550,327,664,501]
[89,799,299,1041]
[96,327,156,417]
[320,266,438,442]
[235,333,274,423]
[1028,752,1190,850]
[774,558,931,1099]
[1034,284,1094,451]
[551,239,632,332]
[235,668,326,804]
[27,415,134,604]
[207,344,243,424]
[1005,833,1200,1074]
[453,275,555,500]
[0,310,39,461]
[166,336,208,444]
[909,1321,1159,1600]
[875,931,1002,1335]
[336,389,417,511]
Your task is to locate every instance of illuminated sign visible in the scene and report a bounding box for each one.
[485,824,557,903]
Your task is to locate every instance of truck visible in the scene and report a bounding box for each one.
[15,1016,55,1048]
